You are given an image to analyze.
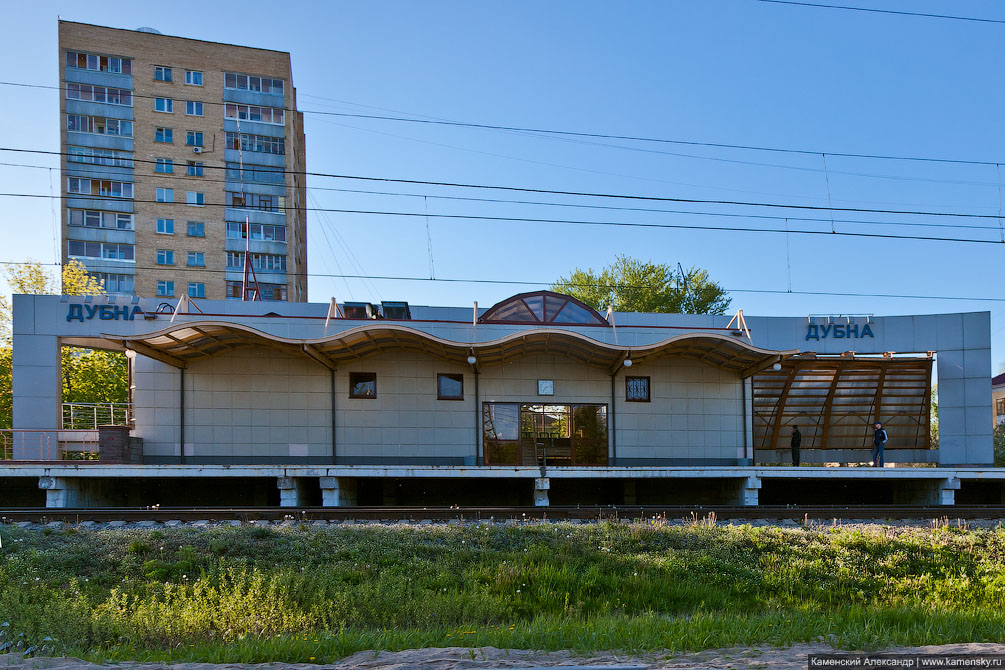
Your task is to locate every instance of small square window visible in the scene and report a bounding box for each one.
[187,221,204,237]
[186,161,204,176]
[185,70,203,86]
[156,187,174,203]
[155,127,173,143]
[186,131,203,147]
[437,373,464,400]
[349,372,376,399]
[156,249,174,265]
[188,282,205,298]
[154,157,173,174]
[187,251,205,267]
[154,97,173,113]
[156,280,174,296]
[156,218,174,234]
[186,191,204,206]
[625,376,650,402]
[154,66,172,82]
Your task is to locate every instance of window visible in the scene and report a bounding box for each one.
[225,280,287,301]
[67,241,134,260]
[625,376,651,402]
[66,51,131,74]
[66,83,131,106]
[186,161,204,176]
[225,221,286,242]
[154,97,173,113]
[185,101,203,116]
[68,146,132,167]
[188,283,206,298]
[186,191,204,206]
[186,131,203,147]
[67,115,132,137]
[154,66,172,82]
[225,162,285,185]
[228,191,286,212]
[156,280,174,297]
[482,403,608,466]
[349,372,376,399]
[187,251,205,267]
[226,252,286,272]
[224,72,284,95]
[66,178,133,198]
[437,373,464,400]
[225,131,285,155]
[156,249,174,265]
[68,210,133,230]
[156,218,174,234]
[155,157,173,173]
[185,70,203,85]
[187,221,204,237]
[224,103,284,125]
[155,127,173,143]
[156,188,174,203]
[92,273,134,293]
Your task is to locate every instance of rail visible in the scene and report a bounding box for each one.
[0,429,99,461]
[61,403,132,429]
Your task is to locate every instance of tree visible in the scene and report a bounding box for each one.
[995,424,1005,467]
[551,255,731,315]
[930,384,939,450]
[0,260,126,429]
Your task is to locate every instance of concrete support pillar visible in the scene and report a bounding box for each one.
[38,476,108,508]
[737,475,760,506]
[320,477,357,506]
[276,476,310,507]
[534,477,550,507]
[895,477,960,505]
[623,480,637,505]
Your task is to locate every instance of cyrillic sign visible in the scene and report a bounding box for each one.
[806,322,874,341]
[67,304,144,322]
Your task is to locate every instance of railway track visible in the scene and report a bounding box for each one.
[1,504,1004,523]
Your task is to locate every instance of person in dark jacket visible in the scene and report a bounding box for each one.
[790,425,801,466]
[873,422,888,467]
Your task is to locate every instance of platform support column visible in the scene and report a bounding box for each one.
[534,477,550,507]
[276,476,310,507]
[320,477,357,506]
[894,477,960,505]
[938,477,960,505]
[38,476,108,508]
[738,475,760,506]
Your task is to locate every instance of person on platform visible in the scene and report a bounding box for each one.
[873,421,888,467]
[790,425,801,467]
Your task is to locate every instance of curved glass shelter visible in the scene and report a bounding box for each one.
[478,290,610,326]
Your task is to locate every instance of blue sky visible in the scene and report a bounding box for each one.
[1,0,1004,368]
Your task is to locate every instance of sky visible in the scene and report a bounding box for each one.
[1,0,1004,369]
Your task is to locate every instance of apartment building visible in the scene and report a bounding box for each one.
[59,20,307,302]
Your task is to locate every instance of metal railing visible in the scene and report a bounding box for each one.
[0,429,100,461]
[61,403,132,429]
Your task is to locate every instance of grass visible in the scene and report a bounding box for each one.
[1,519,1004,661]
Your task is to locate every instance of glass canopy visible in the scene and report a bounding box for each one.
[478,291,610,326]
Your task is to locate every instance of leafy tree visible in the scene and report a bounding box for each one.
[551,255,731,315]
[995,424,1005,467]
[0,260,126,429]
[930,384,939,450]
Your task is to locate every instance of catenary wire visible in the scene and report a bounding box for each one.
[751,0,1005,25]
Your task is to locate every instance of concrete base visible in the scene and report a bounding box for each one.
[320,476,357,506]
[276,476,313,507]
[534,477,550,507]
[38,476,111,507]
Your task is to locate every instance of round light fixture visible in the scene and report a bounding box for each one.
[623,358,633,367]
[466,355,477,365]
[772,362,782,371]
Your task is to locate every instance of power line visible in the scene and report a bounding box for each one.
[752,0,1005,25]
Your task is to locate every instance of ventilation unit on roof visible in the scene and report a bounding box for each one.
[136,27,163,34]
[343,302,380,319]
[381,301,411,320]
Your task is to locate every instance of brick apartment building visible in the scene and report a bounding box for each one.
[59,20,307,301]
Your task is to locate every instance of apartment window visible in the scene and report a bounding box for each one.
[66,83,131,106]
[349,372,376,399]
[225,162,285,185]
[225,280,287,301]
[228,191,286,212]
[185,101,203,116]
[187,221,205,237]
[154,97,173,113]
[154,157,173,173]
[226,252,286,272]
[66,51,131,74]
[188,283,206,298]
[185,70,203,86]
[155,127,173,143]
[186,161,204,176]
[186,191,204,206]
[224,103,284,125]
[187,251,205,267]
[67,115,132,137]
[626,376,651,402]
[66,178,132,198]
[156,280,174,297]
[437,373,464,400]
[67,241,134,260]
[92,273,134,293]
[154,66,172,82]
[68,210,133,230]
[156,218,174,234]
[68,146,132,168]
[156,249,174,265]
[186,131,204,147]
[156,188,174,203]
[226,221,286,242]
[225,131,285,155]
[224,73,284,95]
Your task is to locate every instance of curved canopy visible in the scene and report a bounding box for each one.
[102,321,796,377]
[479,291,609,326]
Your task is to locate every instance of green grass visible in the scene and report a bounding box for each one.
[1,520,1004,661]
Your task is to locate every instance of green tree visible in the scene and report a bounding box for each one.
[995,424,1005,467]
[551,255,731,315]
[0,260,126,429]
[930,384,939,450]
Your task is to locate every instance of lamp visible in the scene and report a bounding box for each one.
[466,355,477,365]
[623,356,633,367]
[772,362,782,371]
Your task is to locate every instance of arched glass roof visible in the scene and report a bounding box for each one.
[478,291,610,326]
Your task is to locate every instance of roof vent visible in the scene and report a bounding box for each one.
[381,301,411,320]
[343,302,380,320]
[136,26,162,34]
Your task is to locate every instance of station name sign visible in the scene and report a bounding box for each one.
[67,304,144,322]
[806,320,874,341]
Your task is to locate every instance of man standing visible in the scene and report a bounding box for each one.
[790,425,801,467]
[873,422,888,467]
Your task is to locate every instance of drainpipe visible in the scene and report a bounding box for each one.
[474,367,481,465]
[610,372,617,465]
[179,367,185,465]
[330,369,337,464]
